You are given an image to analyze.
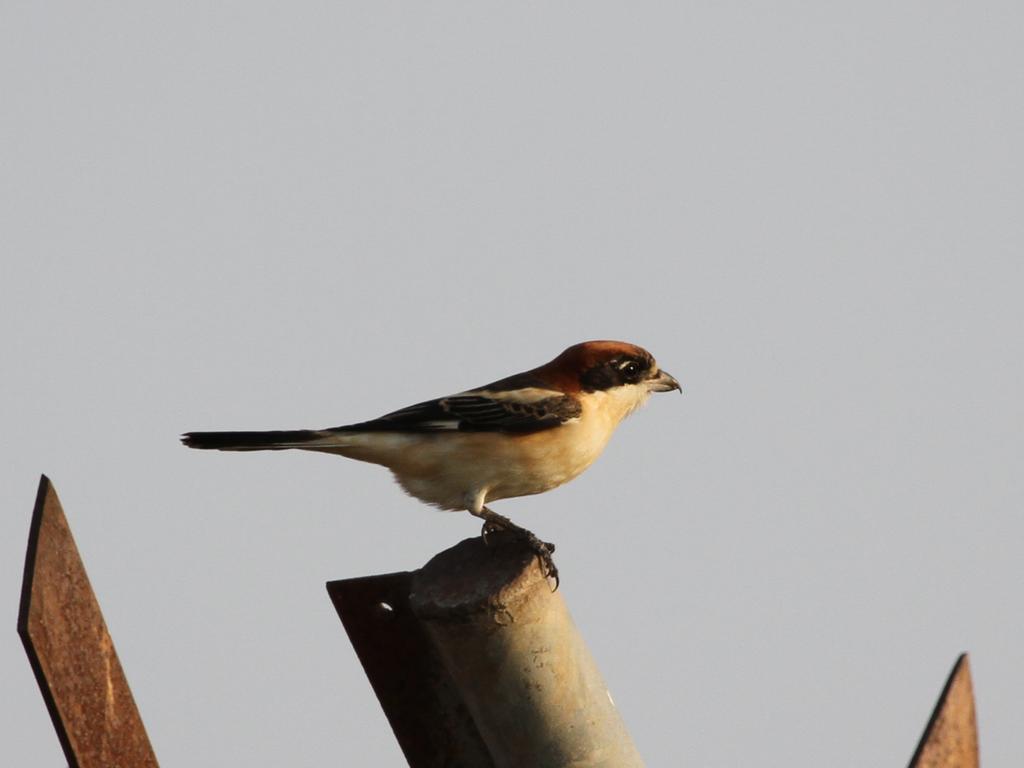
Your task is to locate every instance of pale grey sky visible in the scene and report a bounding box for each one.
[2,3,1022,766]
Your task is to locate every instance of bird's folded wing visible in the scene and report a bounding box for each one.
[334,390,582,434]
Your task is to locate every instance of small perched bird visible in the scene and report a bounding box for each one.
[182,340,680,584]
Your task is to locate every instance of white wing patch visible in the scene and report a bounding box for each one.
[465,387,566,403]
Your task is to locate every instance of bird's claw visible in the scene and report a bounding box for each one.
[476,509,559,590]
[535,545,559,590]
[481,528,558,590]
[520,532,559,590]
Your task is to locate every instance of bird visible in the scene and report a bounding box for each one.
[182,340,680,585]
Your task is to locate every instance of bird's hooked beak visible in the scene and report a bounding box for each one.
[648,369,681,393]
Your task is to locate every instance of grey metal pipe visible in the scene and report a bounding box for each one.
[409,535,645,768]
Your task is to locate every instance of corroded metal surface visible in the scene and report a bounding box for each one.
[908,654,979,768]
[17,475,159,768]
[327,571,494,767]
[411,535,646,768]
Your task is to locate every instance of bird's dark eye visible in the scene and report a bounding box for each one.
[619,360,641,378]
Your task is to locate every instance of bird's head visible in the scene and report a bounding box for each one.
[537,340,680,417]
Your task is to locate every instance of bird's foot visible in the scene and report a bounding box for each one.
[476,508,559,590]
[519,531,559,590]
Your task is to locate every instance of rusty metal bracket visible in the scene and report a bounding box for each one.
[326,571,494,767]
[18,475,159,768]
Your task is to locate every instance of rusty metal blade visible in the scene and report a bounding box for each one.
[326,572,494,768]
[17,475,159,768]
[908,653,979,768]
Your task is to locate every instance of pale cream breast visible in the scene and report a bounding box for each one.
[465,387,650,505]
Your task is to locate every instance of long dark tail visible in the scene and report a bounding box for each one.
[181,430,322,451]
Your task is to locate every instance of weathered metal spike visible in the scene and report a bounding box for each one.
[908,653,980,768]
[18,475,159,768]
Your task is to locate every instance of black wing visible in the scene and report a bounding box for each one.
[334,391,581,434]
